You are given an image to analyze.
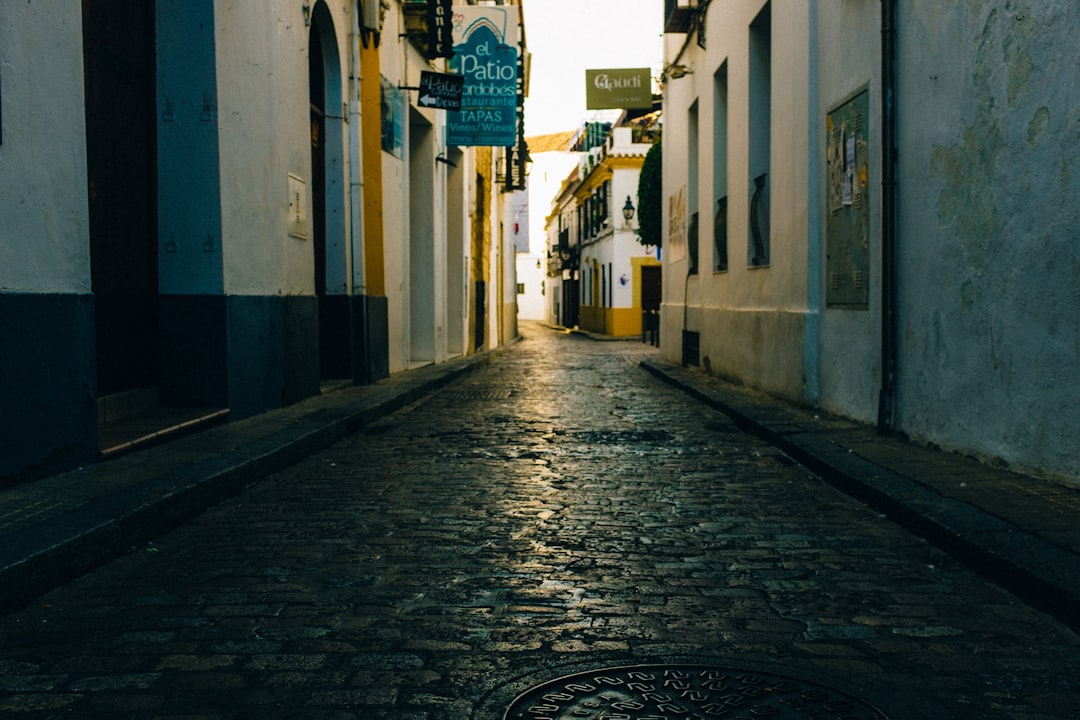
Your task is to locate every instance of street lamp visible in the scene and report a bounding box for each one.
[622,196,636,227]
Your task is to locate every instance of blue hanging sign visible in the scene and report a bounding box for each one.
[447,6,519,147]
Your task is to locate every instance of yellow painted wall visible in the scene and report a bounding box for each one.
[360,36,384,296]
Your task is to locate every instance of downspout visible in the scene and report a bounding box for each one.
[877,0,898,431]
[804,0,821,406]
[348,1,366,382]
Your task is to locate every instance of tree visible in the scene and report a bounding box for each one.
[636,139,663,248]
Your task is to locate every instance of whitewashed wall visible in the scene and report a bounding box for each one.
[0,2,90,294]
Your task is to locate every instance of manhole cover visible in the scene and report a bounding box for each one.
[505,664,888,719]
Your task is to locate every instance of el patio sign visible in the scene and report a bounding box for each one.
[447,6,519,147]
[418,71,464,110]
[586,68,653,110]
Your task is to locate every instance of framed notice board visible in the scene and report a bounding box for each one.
[826,91,870,309]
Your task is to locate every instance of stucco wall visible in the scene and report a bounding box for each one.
[895,0,1080,479]
[0,3,97,478]
[0,2,90,294]
[815,0,883,422]
[662,0,811,402]
[215,0,323,296]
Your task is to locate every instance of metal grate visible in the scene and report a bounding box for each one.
[505,664,889,719]
[440,390,513,401]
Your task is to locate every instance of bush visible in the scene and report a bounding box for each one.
[636,139,663,248]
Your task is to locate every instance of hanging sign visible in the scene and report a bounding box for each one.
[418,71,464,110]
[428,0,455,59]
[585,68,653,110]
[447,6,519,147]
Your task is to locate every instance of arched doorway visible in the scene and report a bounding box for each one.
[309,2,349,381]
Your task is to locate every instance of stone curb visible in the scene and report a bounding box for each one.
[640,358,1080,634]
[0,346,507,615]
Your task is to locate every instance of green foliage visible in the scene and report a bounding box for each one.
[636,139,663,248]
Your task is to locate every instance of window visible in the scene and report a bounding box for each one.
[688,211,700,275]
[748,2,771,266]
[713,61,729,272]
[688,100,700,274]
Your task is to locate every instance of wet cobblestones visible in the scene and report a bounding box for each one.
[1,325,1078,718]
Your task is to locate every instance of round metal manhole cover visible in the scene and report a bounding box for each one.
[504,664,889,719]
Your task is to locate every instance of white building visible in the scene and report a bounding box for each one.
[661,0,1080,483]
[517,131,578,321]
[546,117,661,337]
[0,0,526,481]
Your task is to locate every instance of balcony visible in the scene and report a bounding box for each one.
[665,0,699,33]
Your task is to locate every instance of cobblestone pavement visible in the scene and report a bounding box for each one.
[1,325,1079,718]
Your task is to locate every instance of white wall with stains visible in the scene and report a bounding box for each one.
[895,0,1080,480]
[662,0,1080,482]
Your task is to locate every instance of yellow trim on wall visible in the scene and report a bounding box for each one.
[360,38,385,296]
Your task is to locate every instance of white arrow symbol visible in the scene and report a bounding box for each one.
[420,93,436,106]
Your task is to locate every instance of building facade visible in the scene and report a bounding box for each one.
[661,0,1080,483]
[546,118,661,337]
[0,0,525,481]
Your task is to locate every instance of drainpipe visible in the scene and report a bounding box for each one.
[804,0,821,406]
[349,2,366,381]
[877,0,898,432]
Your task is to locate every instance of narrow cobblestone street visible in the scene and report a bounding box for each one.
[1,324,1078,719]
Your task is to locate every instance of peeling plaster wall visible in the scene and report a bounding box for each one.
[897,0,1080,480]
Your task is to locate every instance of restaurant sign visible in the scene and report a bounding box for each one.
[447,6,519,147]
[585,68,653,110]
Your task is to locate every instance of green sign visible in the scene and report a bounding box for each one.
[447,6,519,147]
[586,68,652,110]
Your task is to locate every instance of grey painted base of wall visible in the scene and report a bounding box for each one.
[227,295,321,419]
[2,292,385,482]
[158,295,228,409]
[355,295,389,384]
[160,294,321,420]
[320,295,352,380]
[313,294,390,385]
[0,294,98,482]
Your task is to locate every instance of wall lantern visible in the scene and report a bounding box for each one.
[622,196,636,222]
[302,1,312,27]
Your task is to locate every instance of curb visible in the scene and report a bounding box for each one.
[0,347,505,615]
[640,358,1080,635]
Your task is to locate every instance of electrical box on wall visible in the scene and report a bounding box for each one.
[826,91,870,309]
[288,173,307,239]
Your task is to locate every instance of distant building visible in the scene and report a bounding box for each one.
[546,115,661,337]
[517,132,578,321]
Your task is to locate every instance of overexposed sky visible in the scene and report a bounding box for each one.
[522,0,664,137]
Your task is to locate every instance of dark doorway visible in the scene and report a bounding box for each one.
[562,273,580,329]
[641,265,662,313]
[309,20,330,377]
[309,4,350,381]
[83,0,158,398]
[475,281,486,350]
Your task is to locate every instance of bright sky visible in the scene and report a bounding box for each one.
[521,0,664,137]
